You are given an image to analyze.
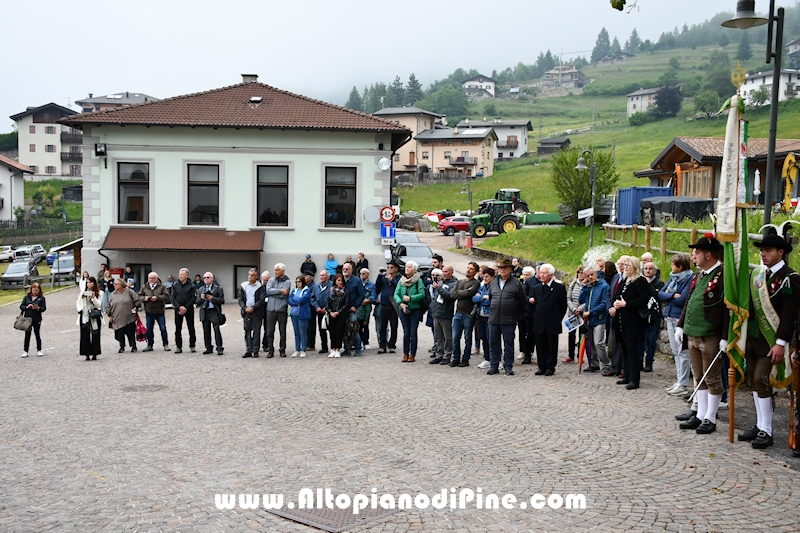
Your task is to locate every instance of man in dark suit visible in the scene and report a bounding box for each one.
[522,266,541,364]
[531,263,568,376]
[197,271,225,355]
[740,233,800,449]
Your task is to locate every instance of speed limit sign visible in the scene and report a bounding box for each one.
[379,206,395,222]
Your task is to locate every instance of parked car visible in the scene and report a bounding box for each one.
[12,247,32,263]
[0,246,13,262]
[394,230,420,245]
[46,247,72,266]
[51,254,78,284]
[1,260,39,285]
[438,216,472,236]
[29,244,46,263]
[391,242,434,275]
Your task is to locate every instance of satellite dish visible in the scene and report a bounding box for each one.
[363,205,381,223]
[377,157,392,171]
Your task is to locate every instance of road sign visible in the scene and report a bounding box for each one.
[380,222,396,239]
[381,238,397,246]
[578,207,594,220]
[379,206,395,222]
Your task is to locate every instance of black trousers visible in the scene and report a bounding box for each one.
[524,316,536,358]
[174,306,196,348]
[329,314,346,350]
[379,304,398,349]
[518,318,527,354]
[79,319,102,356]
[24,320,42,351]
[315,312,329,350]
[115,321,136,349]
[307,309,317,348]
[202,314,223,352]
[622,338,642,386]
[535,332,559,372]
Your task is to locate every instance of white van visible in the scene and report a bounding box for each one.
[13,247,32,262]
[51,255,77,283]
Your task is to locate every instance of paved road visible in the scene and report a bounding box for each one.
[1,282,798,532]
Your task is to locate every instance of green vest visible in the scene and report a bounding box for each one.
[683,269,716,338]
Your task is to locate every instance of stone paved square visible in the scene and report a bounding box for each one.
[1,283,798,532]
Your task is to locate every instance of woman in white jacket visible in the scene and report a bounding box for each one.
[77,276,103,360]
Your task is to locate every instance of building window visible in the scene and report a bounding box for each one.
[422,152,429,159]
[70,145,81,153]
[498,153,503,158]
[257,165,289,226]
[118,162,149,223]
[45,145,55,152]
[29,144,35,152]
[393,154,399,161]
[29,125,35,134]
[444,151,451,158]
[69,165,81,177]
[45,166,56,174]
[325,167,356,228]
[45,126,56,134]
[680,166,713,198]
[187,164,219,225]
[29,165,37,173]
[462,151,469,157]
[509,152,514,157]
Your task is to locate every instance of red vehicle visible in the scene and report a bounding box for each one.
[438,216,472,236]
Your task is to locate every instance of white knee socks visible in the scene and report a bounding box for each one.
[696,389,709,421]
[705,393,721,423]
[755,394,773,436]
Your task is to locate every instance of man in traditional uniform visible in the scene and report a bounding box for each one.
[739,233,800,449]
[675,233,729,435]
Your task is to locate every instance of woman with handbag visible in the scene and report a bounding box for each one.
[77,276,103,360]
[106,278,141,353]
[19,281,46,357]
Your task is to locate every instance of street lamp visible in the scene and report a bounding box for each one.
[723,0,780,231]
[576,150,597,248]
[461,183,473,214]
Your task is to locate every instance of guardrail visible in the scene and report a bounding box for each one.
[0,272,77,290]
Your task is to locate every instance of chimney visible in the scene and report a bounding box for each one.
[454,127,459,134]
[125,91,129,98]
[88,93,93,98]
[242,74,258,83]
[465,118,469,124]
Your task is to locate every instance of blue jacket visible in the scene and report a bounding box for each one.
[311,279,332,310]
[344,274,365,310]
[288,287,311,320]
[376,273,399,306]
[658,273,693,319]
[472,282,491,317]
[579,278,610,327]
[325,259,338,272]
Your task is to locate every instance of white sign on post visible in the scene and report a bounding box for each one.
[578,207,594,220]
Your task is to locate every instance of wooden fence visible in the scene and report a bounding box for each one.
[602,223,765,261]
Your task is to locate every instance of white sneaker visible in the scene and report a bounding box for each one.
[364,344,371,350]
[37,351,43,357]
[328,351,335,358]
[719,401,729,409]
[333,350,341,358]
[299,351,306,358]
[668,386,688,396]
[21,351,28,358]
[665,382,680,393]
[477,360,490,369]
[291,351,299,358]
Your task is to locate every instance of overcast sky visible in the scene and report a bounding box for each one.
[3,0,747,130]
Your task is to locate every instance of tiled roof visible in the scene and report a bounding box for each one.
[373,106,442,118]
[10,103,76,121]
[415,127,497,141]
[649,136,800,171]
[627,88,659,97]
[103,228,264,252]
[0,154,33,174]
[60,82,410,134]
[457,119,532,130]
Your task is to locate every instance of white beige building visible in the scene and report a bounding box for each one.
[414,127,497,178]
[626,88,659,117]
[0,155,31,220]
[11,103,83,179]
[75,91,159,113]
[462,74,496,98]
[372,106,444,178]
[457,118,532,160]
[741,68,800,105]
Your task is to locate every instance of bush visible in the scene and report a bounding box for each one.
[629,111,653,126]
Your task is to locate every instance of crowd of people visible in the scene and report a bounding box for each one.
[15,239,800,455]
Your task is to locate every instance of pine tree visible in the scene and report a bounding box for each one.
[610,37,622,57]
[591,28,611,63]
[390,76,405,107]
[737,32,753,61]
[345,86,363,111]
[405,74,424,105]
[624,28,641,54]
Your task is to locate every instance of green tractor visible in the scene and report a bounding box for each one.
[494,188,529,213]
[469,200,522,238]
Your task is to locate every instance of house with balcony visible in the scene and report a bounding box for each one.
[10,103,84,179]
[75,92,159,113]
[413,127,497,179]
[626,88,659,117]
[457,118,532,160]
[740,68,800,105]
[787,37,800,67]
[634,136,800,205]
[461,74,496,98]
[58,74,411,295]
[0,155,31,220]
[372,106,444,178]
[541,66,586,89]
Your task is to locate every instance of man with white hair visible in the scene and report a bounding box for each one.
[265,263,292,358]
[138,271,171,352]
[170,267,197,353]
[428,265,457,365]
[641,252,661,280]
[238,268,264,358]
[530,263,568,376]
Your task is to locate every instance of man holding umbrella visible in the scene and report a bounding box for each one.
[739,233,800,449]
[675,233,729,435]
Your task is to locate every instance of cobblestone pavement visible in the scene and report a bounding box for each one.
[1,286,798,533]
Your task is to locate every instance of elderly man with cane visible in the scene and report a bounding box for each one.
[675,234,729,435]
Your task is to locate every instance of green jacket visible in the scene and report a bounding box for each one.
[394,278,426,310]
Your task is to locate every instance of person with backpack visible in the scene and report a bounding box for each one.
[394,261,427,362]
